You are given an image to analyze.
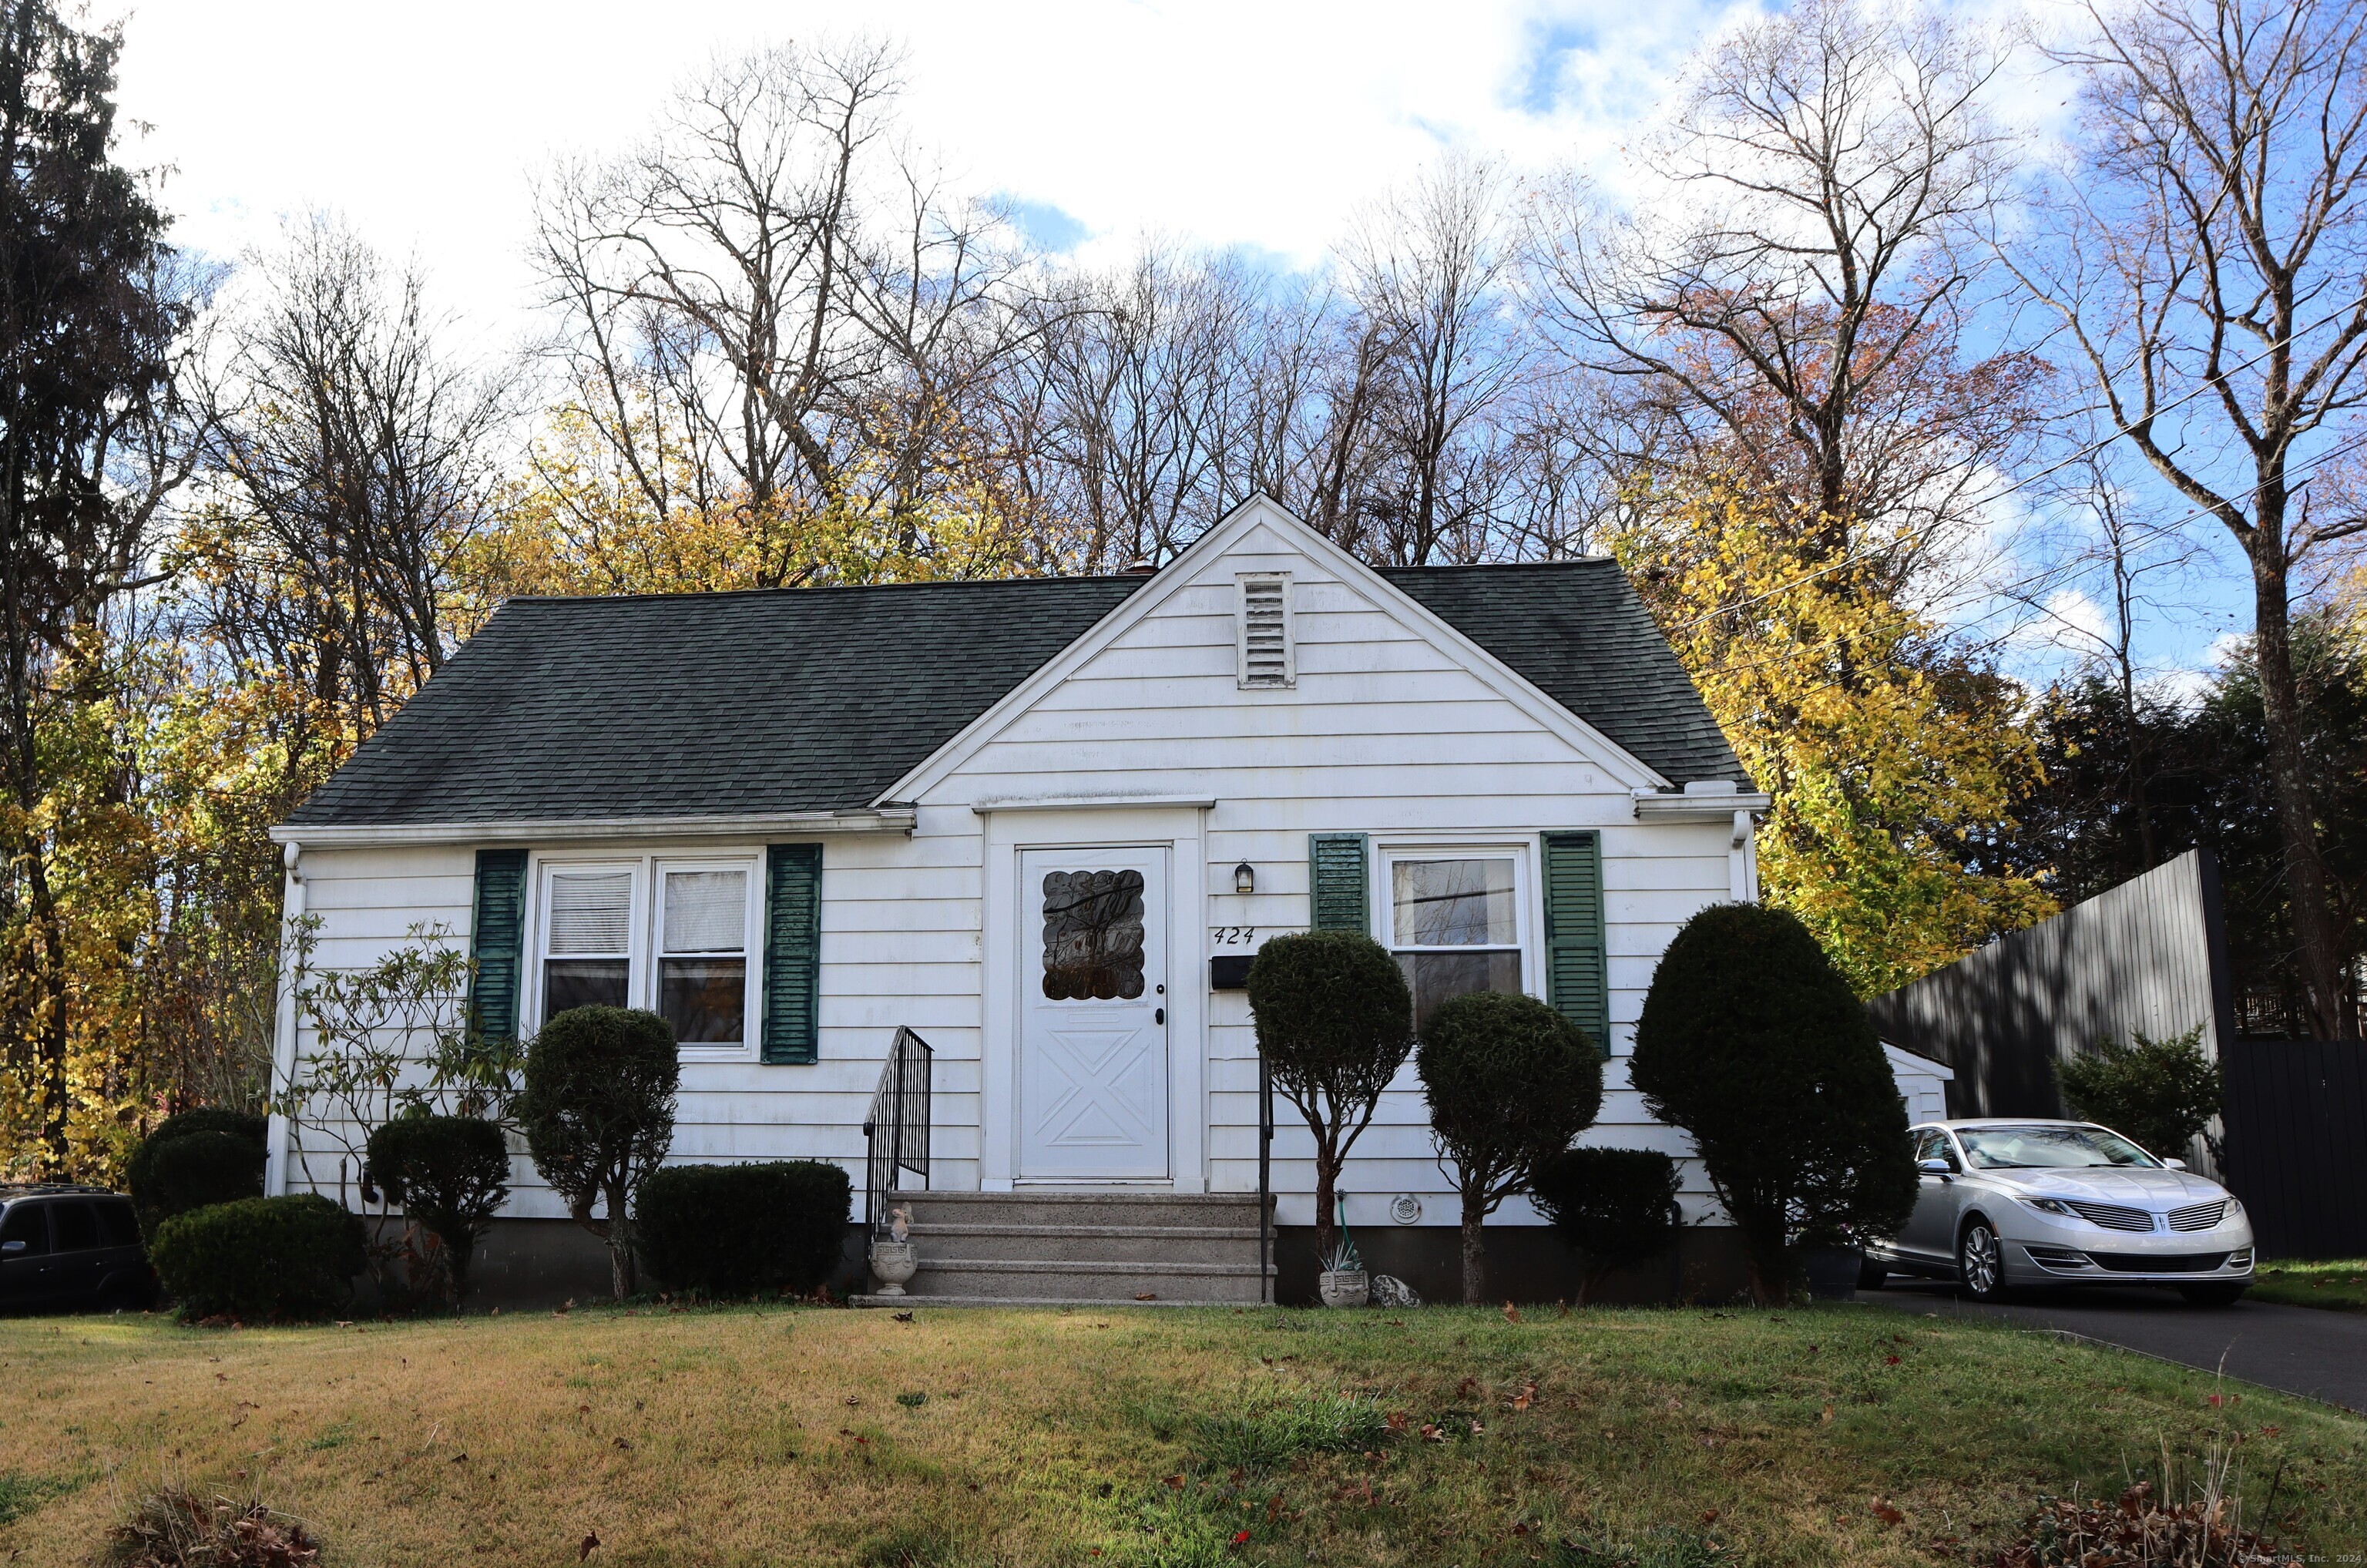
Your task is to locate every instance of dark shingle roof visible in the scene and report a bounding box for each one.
[1381,562,1749,791]
[287,559,1747,828]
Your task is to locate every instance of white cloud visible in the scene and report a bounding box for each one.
[114,0,1742,337]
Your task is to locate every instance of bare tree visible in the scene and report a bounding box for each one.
[1345,156,1529,564]
[1527,0,2026,573]
[2005,0,2367,1036]
[197,216,505,735]
[532,40,1039,579]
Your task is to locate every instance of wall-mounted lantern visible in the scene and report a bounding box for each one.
[1234,861,1256,895]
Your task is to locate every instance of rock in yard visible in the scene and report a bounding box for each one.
[1371,1274,1422,1308]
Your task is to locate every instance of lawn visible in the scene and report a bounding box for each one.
[0,1302,2359,1567]
[2251,1260,2367,1312]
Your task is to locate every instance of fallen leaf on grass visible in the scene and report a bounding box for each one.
[612,1438,631,1452]
[1820,1404,1834,1424]
[891,1311,914,1323]
[579,1530,599,1561]
[1507,1381,1538,1412]
[1701,1510,1718,1524]
[1871,1500,1905,1526]
[1503,1301,1521,1322]
[1385,1411,1408,1433]
[1885,1355,1901,1365]
[1163,1474,1186,1490]
[1136,1292,1157,1301]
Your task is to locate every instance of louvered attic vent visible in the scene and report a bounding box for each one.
[1237,573,1294,688]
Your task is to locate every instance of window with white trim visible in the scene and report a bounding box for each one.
[658,865,749,1045]
[1237,572,1293,688]
[1386,852,1524,1029]
[542,866,635,1016]
[532,853,760,1053]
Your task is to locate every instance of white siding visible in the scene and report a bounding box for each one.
[279,509,1741,1228]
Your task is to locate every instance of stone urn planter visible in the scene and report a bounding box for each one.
[869,1241,918,1297]
[1318,1268,1369,1308]
[1801,1245,1862,1301]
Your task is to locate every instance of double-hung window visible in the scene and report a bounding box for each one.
[657,866,749,1046]
[534,855,757,1054]
[542,867,635,1016]
[1386,852,1525,1029]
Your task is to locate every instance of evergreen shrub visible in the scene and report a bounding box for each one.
[2056,1026,2223,1163]
[1529,1147,1680,1304]
[635,1160,853,1297]
[517,1006,680,1299]
[1630,903,1916,1304]
[364,1113,512,1298]
[124,1109,268,1241]
[149,1194,365,1321]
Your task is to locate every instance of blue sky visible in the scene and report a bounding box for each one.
[112,0,2285,693]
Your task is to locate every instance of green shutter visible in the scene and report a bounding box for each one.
[1308,833,1369,933]
[1542,831,1610,1056]
[467,848,529,1044]
[761,843,823,1065]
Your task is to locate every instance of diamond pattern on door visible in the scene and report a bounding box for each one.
[1032,1028,1160,1147]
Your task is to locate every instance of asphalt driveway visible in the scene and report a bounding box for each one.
[1865,1279,2367,1412]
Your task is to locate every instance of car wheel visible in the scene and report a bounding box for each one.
[1958,1219,2006,1302]
[2178,1282,2248,1308]
[1858,1256,1889,1291]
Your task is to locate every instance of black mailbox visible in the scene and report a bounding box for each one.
[1210,955,1253,990]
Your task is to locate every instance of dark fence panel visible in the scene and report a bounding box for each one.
[2221,1039,2367,1260]
[1868,850,2234,1121]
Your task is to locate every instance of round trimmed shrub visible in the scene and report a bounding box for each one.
[635,1160,853,1298]
[1530,1147,1681,1304]
[125,1108,268,1240]
[364,1113,511,1299]
[1415,990,1604,1304]
[518,1006,680,1299]
[1630,903,1916,1304]
[1246,929,1415,1266]
[149,1194,366,1321]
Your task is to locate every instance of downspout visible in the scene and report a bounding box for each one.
[1729,809,1758,903]
[264,841,304,1197]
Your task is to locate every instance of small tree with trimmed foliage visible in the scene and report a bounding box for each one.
[1415,991,1604,1304]
[1531,1148,1681,1305]
[1247,931,1415,1267]
[1630,904,1915,1305]
[2056,1026,2223,1165]
[517,1006,680,1299]
[364,1113,512,1303]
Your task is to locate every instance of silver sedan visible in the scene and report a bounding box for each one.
[1863,1119,2255,1306]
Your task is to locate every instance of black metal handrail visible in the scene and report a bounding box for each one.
[864,1026,932,1238]
[1257,1052,1274,1304]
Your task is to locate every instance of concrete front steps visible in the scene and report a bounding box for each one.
[849,1190,1273,1307]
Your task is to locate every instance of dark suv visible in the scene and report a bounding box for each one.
[0,1185,153,1314]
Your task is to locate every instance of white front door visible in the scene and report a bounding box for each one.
[1017,847,1170,1180]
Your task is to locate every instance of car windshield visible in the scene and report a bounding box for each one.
[1956,1125,2161,1170]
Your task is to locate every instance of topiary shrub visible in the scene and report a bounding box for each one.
[517,1006,680,1299]
[2056,1026,2224,1164]
[1630,903,1916,1305]
[1530,1148,1681,1304]
[1246,930,1415,1267]
[149,1194,366,1322]
[1415,990,1604,1304]
[125,1108,268,1241]
[635,1160,853,1298]
[363,1113,511,1302]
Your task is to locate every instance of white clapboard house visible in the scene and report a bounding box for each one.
[265,497,1780,1304]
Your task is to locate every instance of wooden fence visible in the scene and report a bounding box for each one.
[2221,1039,2367,1261]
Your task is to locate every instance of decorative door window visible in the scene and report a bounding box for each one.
[543,868,633,1016]
[660,868,749,1044]
[1040,868,1147,1000]
[1388,855,1522,1028]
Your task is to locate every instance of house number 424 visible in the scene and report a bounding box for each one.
[1210,926,1258,945]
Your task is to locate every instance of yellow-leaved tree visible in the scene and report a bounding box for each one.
[1615,478,2055,996]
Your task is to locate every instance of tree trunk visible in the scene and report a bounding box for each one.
[2251,556,2352,1037]
[605,1180,636,1298]
[1460,1211,1485,1307]
[1311,1147,1338,1271]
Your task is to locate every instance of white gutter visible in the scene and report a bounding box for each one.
[264,841,303,1197]
[1630,785,1774,823]
[266,808,918,848]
